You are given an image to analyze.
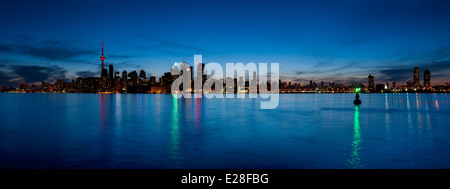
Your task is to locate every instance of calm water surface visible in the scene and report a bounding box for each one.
[0,93,449,169]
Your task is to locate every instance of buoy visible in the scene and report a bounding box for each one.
[354,88,362,105]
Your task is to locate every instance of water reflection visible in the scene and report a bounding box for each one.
[435,100,439,111]
[348,105,362,168]
[100,94,106,131]
[194,94,202,131]
[385,94,391,141]
[169,94,182,167]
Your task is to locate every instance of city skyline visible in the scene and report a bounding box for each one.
[1,0,450,87]
[1,39,448,90]
[4,43,447,93]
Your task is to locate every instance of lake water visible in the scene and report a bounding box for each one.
[0,93,449,169]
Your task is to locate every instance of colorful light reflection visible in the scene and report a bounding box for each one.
[348,105,362,168]
[169,94,182,167]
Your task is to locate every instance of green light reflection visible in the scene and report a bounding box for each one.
[169,94,182,167]
[348,105,362,168]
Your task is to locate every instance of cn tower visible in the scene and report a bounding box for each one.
[100,40,105,69]
[100,40,107,77]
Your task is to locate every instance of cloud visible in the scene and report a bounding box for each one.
[9,65,67,83]
[135,34,212,56]
[76,71,99,78]
[23,45,95,61]
[0,44,13,52]
[0,70,15,86]
[378,67,412,82]
[108,54,134,59]
[0,40,96,61]
[375,60,450,84]
[395,46,450,63]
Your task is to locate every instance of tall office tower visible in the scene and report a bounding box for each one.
[407,80,412,87]
[392,81,396,89]
[368,74,374,92]
[122,70,128,88]
[101,69,108,78]
[171,64,180,80]
[139,70,146,80]
[179,62,190,78]
[129,71,138,86]
[197,63,205,78]
[424,69,430,88]
[190,66,193,81]
[109,65,114,79]
[150,76,156,84]
[413,67,420,87]
[122,70,128,80]
[109,65,114,88]
[194,63,205,92]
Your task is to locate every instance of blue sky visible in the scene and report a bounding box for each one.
[1,0,450,87]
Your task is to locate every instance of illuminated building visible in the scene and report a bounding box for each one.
[413,67,420,87]
[109,64,114,88]
[196,63,206,85]
[376,84,385,92]
[424,69,430,88]
[140,70,146,80]
[162,72,174,93]
[368,74,374,92]
[171,64,180,80]
[150,76,156,84]
[122,70,127,80]
[129,71,138,86]
[109,65,114,79]
[180,62,190,77]
[190,66,194,82]
[122,70,128,89]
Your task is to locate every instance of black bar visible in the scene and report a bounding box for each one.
[1,169,448,187]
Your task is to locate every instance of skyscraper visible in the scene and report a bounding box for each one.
[190,66,194,81]
[129,71,138,86]
[140,70,146,80]
[171,64,180,80]
[109,64,114,88]
[368,74,374,92]
[122,70,127,80]
[122,70,128,89]
[424,69,430,88]
[413,67,420,87]
[150,76,156,84]
[109,65,114,79]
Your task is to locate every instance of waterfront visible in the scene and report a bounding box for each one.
[0,93,449,168]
